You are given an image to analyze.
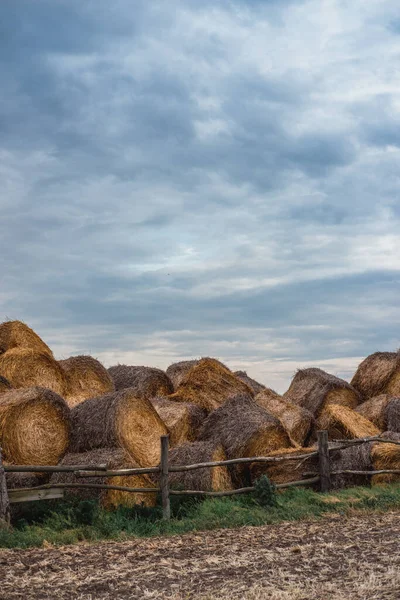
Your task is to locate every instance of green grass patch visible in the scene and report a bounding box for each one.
[1,483,400,549]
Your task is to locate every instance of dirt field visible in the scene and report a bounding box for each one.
[1,510,399,599]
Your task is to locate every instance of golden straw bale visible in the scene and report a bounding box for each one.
[169,358,254,413]
[6,472,47,489]
[0,320,53,357]
[371,432,400,485]
[168,441,233,492]
[331,442,373,489]
[0,375,11,395]
[351,351,400,400]
[108,365,173,399]
[0,387,70,465]
[150,397,206,447]
[250,446,318,486]
[386,399,400,433]
[59,355,115,408]
[166,360,200,390]
[355,394,393,430]
[315,404,380,441]
[0,348,68,396]
[284,368,360,417]
[256,388,314,446]
[69,388,168,468]
[234,371,265,395]
[51,448,157,508]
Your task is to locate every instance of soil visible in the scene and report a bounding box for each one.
[1,510,400,599]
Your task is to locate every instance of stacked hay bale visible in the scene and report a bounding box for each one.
[330,441,374,489]
[0,375,11,395]
[256,387,314,446]
[150,397,206,447]
[51,448,157,508]
[0,387,70,465]
[250,446,319,487]
[167,441,233,492]
[355,394,393,430]
[59,355,114,408]
[108,365,173,399]
[370,432,400,485]
[166,360,200,390]
[315,404,380,441]
[234,371,265,395]
[0,348,68,396]
[198,393,292,485]
[169,358,254,412]
[0,320,53,357]
[70,388,168,468]
[351,351,400,399]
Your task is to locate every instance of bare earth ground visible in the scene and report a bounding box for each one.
[1,511,400,600]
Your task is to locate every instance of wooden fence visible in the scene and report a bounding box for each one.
[1,431,400,525]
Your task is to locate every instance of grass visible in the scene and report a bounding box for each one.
[1,483,400,549]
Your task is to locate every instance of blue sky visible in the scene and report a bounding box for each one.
[1,0,400,392]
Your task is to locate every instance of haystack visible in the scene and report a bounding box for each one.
[355,394,393,430]
[330,441,373,489]
[59,355,115,408]
[0,387,70,465]
[6,472,47,489]
[108,365,173,399]
[250,446,318,486]
[169,358,254,413]
[386,399,400,433]
[168,441,233,492]
[256,388,314,446]
[166,360,200,390]
[0,348,67,396]
[69,388,168,467]
[0,375,11,394]
[351,351,400,399]
[283,368,360,417]
[150,397,206,447]
[51,448,157,508]
[315,404,380,441]
[0,320,53,357]
[234,371,265,395]
[371,432,400,485]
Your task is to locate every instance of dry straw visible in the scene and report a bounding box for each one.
[331,441,373,489]
[52,448,157,508]
[255,388,314,446]
[150,397,206,447]
[166,360,200,390]
[371,432,400,485]
[351,351,400,400]
[283,368,360,417]
[169,358,254,413]
[355,394,393,430]
[0,320,53,357]
[0,375,11,395]
[0,386,70,465]
[108,365,173,399]
[234,371,266,395]
[250,446,318,486]
[0,348,68,396]
[59,355,115,408]
[69,388,168,468]
[315,404,380,441]
[386,399,400,433]
[168,441,233,492]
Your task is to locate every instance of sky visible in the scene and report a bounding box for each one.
[1,0,400,392]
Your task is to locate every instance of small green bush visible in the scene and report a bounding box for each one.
[253,475,278,507]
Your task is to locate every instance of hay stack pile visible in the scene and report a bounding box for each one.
[351,351,400,399]
[315,404,380,441]
[250,446,318,486]
[51,448,157,508]
[0,387,70,465]
[169,358,254,412]
[234,371,265,395]
[70,388,168,467]
[166,360,200,390]
[150,397,206,446]
[108,365,173,399]
[0,348,68,396]
[0,320,53,357]
[0,375,11,395]
[370,432,400,485]
[168,441,233,492]
[59,355,114,408]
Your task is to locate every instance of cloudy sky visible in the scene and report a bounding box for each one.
[1,0,400,392]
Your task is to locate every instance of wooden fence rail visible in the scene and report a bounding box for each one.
[1,431,400,523]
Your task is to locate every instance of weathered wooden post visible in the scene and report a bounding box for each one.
[0,447,10,527]
[317,430,331,493]
[160,435,170,520]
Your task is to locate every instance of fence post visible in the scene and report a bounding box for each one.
[317,430,331,493]
[160,435,170,520]
[0,447,10,528]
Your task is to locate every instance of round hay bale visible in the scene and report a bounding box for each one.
[0,320,53,357]
[59,355,115,408]
[250,446,318,487]
[234,371,265,395]
[166,360,200,390]
[51,448,157,509]
[283,368,360,417]
[169,358,254,413]
[314,404,380,441]
[386,399,400,433]
[0,375,11,395]
[150,397,206,447]
[371,432,400,485]
[330,441,373,489]
[355,394,393,430]
[108,365,173,399]
[0,348,68,396]
[168,441,233,492]
[351,351,400,400]
[255,388,314,447]
[0,387,70,465]
[69,388,168,468]
[6,472,47,489]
